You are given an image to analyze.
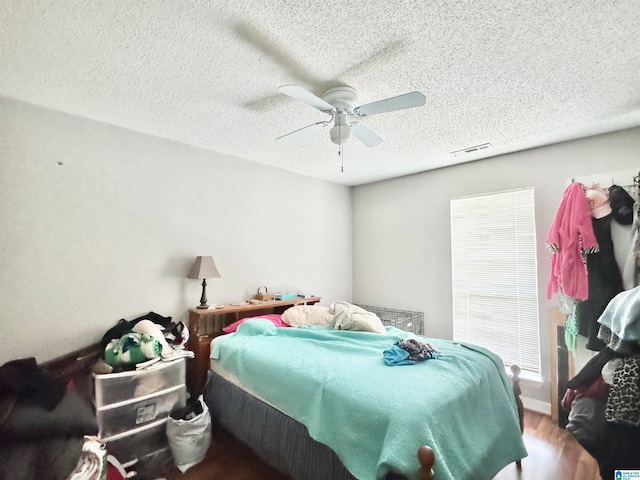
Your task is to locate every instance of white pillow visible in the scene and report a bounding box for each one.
[331,301,387,335]
[336,311,387,334]
[281,305,334,327]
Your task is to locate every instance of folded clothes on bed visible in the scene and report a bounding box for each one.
[383,339,441,366]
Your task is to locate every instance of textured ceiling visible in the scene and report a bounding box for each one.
[2,1,639,186]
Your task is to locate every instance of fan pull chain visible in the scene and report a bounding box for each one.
[338,116,344,173]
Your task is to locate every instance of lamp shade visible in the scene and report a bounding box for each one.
[188,256,221,279]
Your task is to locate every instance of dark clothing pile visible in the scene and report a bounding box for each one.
[563,348,640,477]
[0,358,98,480]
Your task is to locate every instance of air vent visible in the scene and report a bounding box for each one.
[450,143,493,157]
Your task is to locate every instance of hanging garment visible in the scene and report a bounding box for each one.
[597,284,640,342]
[546,182,599,301]
[610,218,636,290]
[605,356,640,426]
[585,184,612,219]
[597,325,640,356]
[565,314,579,354]
[608,184,635,225]
[575,213,623,351]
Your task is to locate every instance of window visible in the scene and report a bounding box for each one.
[450,187,541,381]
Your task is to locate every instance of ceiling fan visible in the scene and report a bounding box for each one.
[276,85,426,147]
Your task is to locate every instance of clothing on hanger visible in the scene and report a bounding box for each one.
[575,213,623,351]
[608,184,635,225]
[546,182,599,301]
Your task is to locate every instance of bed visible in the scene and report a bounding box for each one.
[198,303,527,480]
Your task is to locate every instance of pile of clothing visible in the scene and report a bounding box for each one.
[563,284,640,477]
[383,338,441,366]
[0,358,99,480]
[99,312,193,371]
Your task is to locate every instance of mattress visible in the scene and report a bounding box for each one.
[209,358,278,409]
[204,367,412,480]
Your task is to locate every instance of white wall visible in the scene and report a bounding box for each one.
[352,127,640,404]
[3,93,638,407]
[0,97,352,364]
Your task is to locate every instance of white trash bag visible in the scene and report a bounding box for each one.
[166,395,212,473]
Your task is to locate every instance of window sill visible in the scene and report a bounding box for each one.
[518,376,544,388]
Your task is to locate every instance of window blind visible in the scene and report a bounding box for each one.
[450,187,541,381]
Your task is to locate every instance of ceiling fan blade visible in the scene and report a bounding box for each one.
[354,91,426,117]
[233,22,318,86]
[278,85,335,113]
[276,121,329,142]
[351,123,384,147]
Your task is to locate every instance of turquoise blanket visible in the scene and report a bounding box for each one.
[210,321,527,480]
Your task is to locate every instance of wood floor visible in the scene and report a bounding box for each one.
[492,410,600,480]
[165,409,600,480]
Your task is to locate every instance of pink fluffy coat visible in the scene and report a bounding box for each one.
[546,182,599,301]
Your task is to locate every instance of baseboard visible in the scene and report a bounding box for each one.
[522,396,551,415]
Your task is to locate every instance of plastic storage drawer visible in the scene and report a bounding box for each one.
[97,384,186,439]
[93,359,186,407]
[104,418,169,463]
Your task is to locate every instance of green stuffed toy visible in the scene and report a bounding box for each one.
[104,332,162,367]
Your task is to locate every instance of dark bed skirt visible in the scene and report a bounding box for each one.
[203,369,408,480]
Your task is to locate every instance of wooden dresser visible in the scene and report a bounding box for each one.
[185,296,321,397]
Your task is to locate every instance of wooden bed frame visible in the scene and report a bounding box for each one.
[187,299,525,480]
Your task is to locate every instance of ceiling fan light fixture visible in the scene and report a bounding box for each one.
[330,124,352,145]
[277,84,425,148]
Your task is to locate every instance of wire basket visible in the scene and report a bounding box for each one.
[355,304,424,336]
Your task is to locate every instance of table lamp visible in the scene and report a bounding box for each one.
[188,256,221,309]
